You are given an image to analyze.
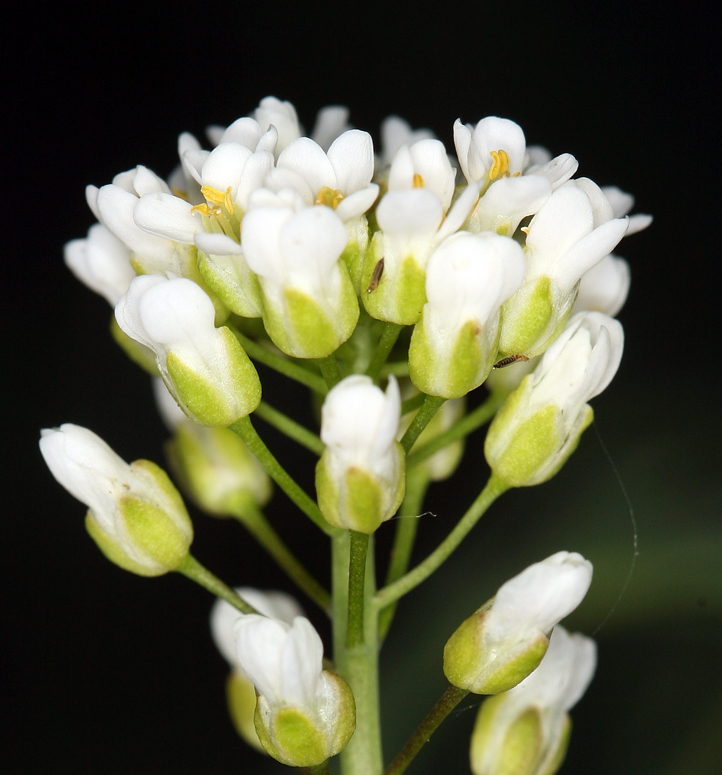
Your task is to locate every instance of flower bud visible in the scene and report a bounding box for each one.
[316,375,405,533]
[115,275,261,426]
[499,184,628,358]
[241,201,359,358]
[444,552,592,694]
[210,588,304,752]
[485,312,623,487]
[409,232,526,398]
[234,615,356,767]
[470,627,597,775]
[39,424,193,576]
[166,421,272,516]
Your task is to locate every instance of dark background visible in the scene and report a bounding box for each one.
[5,3,720,773]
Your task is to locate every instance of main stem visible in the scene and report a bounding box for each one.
[333,532,383,775]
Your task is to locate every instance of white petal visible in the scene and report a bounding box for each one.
[328,130,374,194]
[626,213,653,235]
[220,117,263,149]
[453,119,473,182]
[334,184,379,221]
[277,136,337,194]
[527,153,579,191]
[557,217,629,285]
[600,185,634,218]
[311,105,350,151]
[201,142,253,195]
[133,193,203,244]
[194,232,242,255]
[85,185,101,220]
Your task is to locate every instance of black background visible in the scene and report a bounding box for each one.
[5,3,720,773]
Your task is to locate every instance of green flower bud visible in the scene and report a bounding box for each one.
[470,627,596,775]
[166,422,271,517]
[485,312,623,487]
[40,425,193,576]
[316,376,405,533]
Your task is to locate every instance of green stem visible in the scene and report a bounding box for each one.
[347,531,370,647]
[400,395,446,454]
[366,323,403,382]
[229,415,333,535]
[374,474,508,611]
[383,685,469,775]
[176,554,258,614]
[228,324,328,395]
[400,392,426,417]
[407,394,502,468]
[253,400,325,456]
[333,532,383,775]
[230,498,331,614]
[316,354,343,388]
[379,361,410,377]
[304,763,330,775]
[378,470,430,641]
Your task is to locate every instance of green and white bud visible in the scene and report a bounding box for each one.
[241,195,359,358]
[316,375,405,533]
[444,552,593,694]
[409,231,526,397]
[485,312,623,487]
[234,615,355,767]
[39,424,192,576]
[499,184,628,358]
[115,275,261,426]
[470,627,597,775]
[210,588,304,752]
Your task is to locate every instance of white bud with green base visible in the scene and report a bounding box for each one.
[485,311,624,488]
[470,627,597,775]
[316,375,405,533]
[499,184,628,358]
[39,424,193,576]
[115,275,261,426]
[210,588,304,753]
[444,552,593,694]
[241,200,359,358]
[166,422,272,517]
[409,231,526,398]
[234,615,356,767]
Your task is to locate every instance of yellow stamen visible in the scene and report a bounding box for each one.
[520,226,530,234]
[190,203,213,217]
[315,185,345,209]
[489,150,511,181]
[201,185,235,215]
[412,173,425,188]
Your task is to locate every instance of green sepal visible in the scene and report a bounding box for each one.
[166,326,261,426]
[197,251,263,319]
[444,606,549,694]
[226,672,264,752]
[499,277,553,357]
[316,443,405,533]
[410,315,498,398]
[537,715,572,775]
[109,316,159,375]
[362,235,427,325]
[85,511,164,577]
[499,707,544,775]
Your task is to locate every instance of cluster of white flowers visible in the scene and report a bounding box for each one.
[48,96,651,774]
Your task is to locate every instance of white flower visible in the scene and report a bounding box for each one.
[387,139,457,213]
[454,116,527,183]
[233,615,355,766]
[486,311,624,487]
[211,588,303,671]
[408,231,526,397]
[470,626,597,775]
[499,182,629,357]
[265,130,379,223]
[64,223,135,306]
[572,253,631,316]
[316,375,405,532]
[240,202,359,358]
[602,184,653,235]
[115,275,261,425]
[39,424,192,575]
[444,552,592,694]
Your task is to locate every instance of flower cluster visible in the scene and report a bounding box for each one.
[43,95,650,775]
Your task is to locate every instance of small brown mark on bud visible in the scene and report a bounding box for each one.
[367,258,384,293]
